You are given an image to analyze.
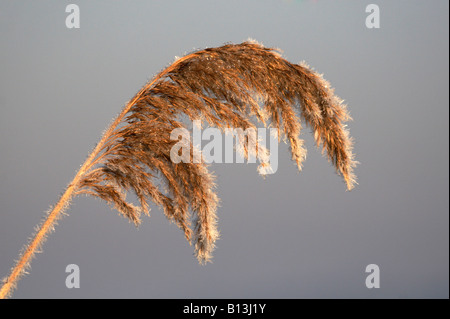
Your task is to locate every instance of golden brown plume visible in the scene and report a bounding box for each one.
[0,40,357,298]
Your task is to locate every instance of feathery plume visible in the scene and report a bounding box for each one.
[0,41,357,298]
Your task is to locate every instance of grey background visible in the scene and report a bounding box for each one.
[0,0,448,298]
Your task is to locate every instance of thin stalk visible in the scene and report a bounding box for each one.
[0,42,357,298]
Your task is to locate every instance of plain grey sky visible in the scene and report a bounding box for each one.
[0,0,448,298]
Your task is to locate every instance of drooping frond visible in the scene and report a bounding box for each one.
[75,40,357,264]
